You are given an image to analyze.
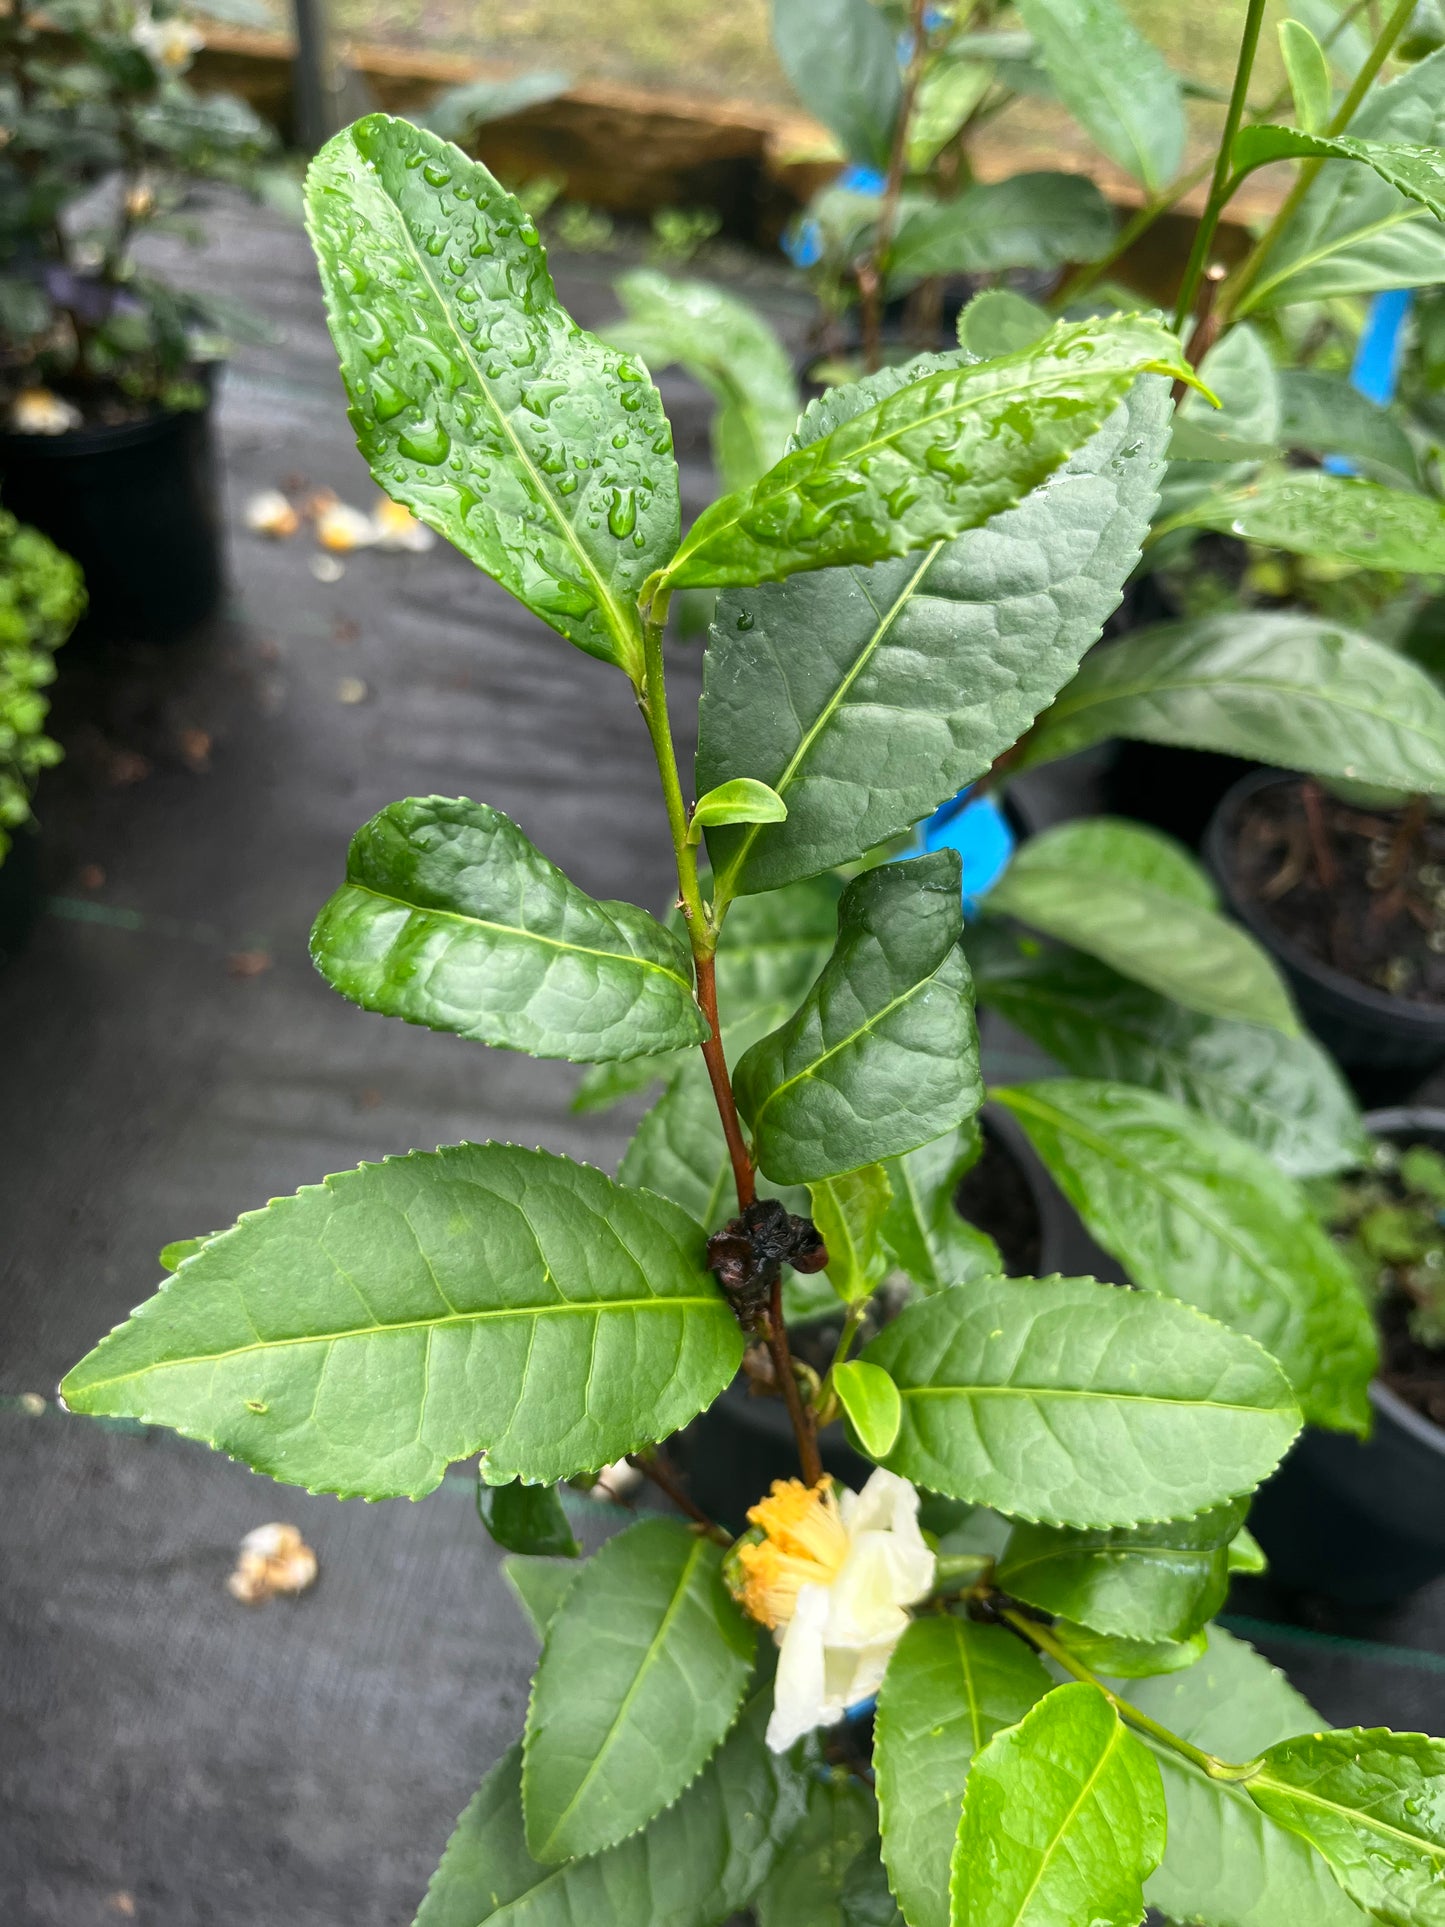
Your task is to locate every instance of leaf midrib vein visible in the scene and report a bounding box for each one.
[1254,1768,1445,1863]
[998,1717,1125,1927]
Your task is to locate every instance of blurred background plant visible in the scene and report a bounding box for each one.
[0,504,82,863]
[0,0,295,425]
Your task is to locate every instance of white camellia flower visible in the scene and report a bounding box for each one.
[734,1468,935,1752]
[131,8,204,73]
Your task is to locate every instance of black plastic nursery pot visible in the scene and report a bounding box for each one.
[1206,769,1445,1106]
[0,824,43,971]
[1247,1107,1445,1607]
[675,1109,1077,1530]
[0,378,224,645]
[1103,739,1260,852]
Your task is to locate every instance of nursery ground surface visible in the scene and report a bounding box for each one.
[3,195,1445,1925]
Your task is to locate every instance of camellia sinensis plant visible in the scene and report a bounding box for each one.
[61,103,1445,1927]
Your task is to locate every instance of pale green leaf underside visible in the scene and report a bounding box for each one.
[875,1616,1051,1927]
[860,1273,1301,1528]
[1247,1728,1445,1927]
[734,853,982,1186]
[523,1518,755,1861]
[1130,1628,1370,1927]
[305,116,678,678]
[60,1144,741,1497]
[697,370,1171,898]
[993,1080,1377,1436]
[416,1693,807,1927]
[1019,611,1445,795]
[967,928,1366,1179]
[311,796,708,1062]
[1014,0,1185,190]
[662,314,1189,592]
[950,1683,1167,1927]
[985,817,1299,1035]
[1168,474,1445,576]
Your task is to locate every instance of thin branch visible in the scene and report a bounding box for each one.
[694,952,756,1210]
[767,1276,823,1486]
[628,1452,731,1545]
[1172,0,1270,334]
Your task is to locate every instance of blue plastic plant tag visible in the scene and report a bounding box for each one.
[919,787,1016,917]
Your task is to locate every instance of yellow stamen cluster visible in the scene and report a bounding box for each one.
[736,1478,849,1629]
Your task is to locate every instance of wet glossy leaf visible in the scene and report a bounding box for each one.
[1166,472,1445,574]
[889,174,1114,287]
[809,1165,894,1303]
[993,1080,1377,1435]
[1246,1729,1445,1926]
[967,928,1366,1178]
[1131,1628,1370,1927]
[1052,1622,1207,1678]
[660,315,1191,593]
[1018,611,1445,794]
[875,1617,1052,1927]
[697,364,1171,899]
[860,1273,1301,1528]
[60,1145,742,1497]
[985,818,1299,1035]
[311,797,708,1062]
[756,1776,881,1927]
[523,1518,755,1861]
[1276,369,1421,488]
[772,0,901,169]
[1234,126,1445,223]
[478,1476,581,1558]
[1014,0,1185,189]
[416,1691,808,1927]
[834,1359,902,1457]
[949,1683,1167,1927]
[606,270,800,491]
[996,1499,1247,1642]
[1241,48,1445,309]
[689,779,787,843]
[306,116,678,681]
[733,854,982,1186]
[880,1122,1003,1291]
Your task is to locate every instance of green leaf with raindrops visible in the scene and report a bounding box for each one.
[305,114,679,683]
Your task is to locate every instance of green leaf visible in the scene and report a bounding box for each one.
[305,116,677,681]
[985,819,1299,1035]
[1234,125,1445,224]
[158,1233,221,1272]
[957,290,1053,359]
[1131,1628,1371,1927]
[834,1359,902,1456]
[416,1691,808,1927]
[479,1476,581,1558]
[993,1080,1377,1435]
[504,1553,582,1637]
[1053,1622,1207,1678]
[1277,368,1421,489]
[696,364,1171,898]
[771,0,901,170]
[875,1616,1052,1927]
[1013,0,1185,190]
[576,875,843,1113]
[1246,1729,1445,1927]
[60,1144,742,1498]
[1164,472,1445,575]
[950,1682,1167,1927]
[967,928,1366,1179]
[689,779,787,843]
[620,1060,740,1232]
[658,315,1192,594]
[419,70,570,141]
[734,854,981,1186]
[1240,47,1445,310]
[995,1499,1246,1643]
[756,1776,881,1927]
[606,270,800,492]
[310,797,708,1062]
[1017,611,1445,794]
[1158,324,1280,527]
[809,1166,894,1303]
[910,56,994,169]
[1167,420,1282,463]
[881,1122,1003,1292]
[860,1273,1301,1528]
[889,175,1114,287]
[1229,1524,1268,1575]
[1291,0,1371,80]
[522,1517,755,1861]
[1279,21,1332,133]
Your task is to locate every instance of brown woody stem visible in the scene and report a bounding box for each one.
[767,1277,824,1486]
[628,1452,731,1545]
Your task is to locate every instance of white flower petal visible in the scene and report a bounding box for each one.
[767,1583,831,1752]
